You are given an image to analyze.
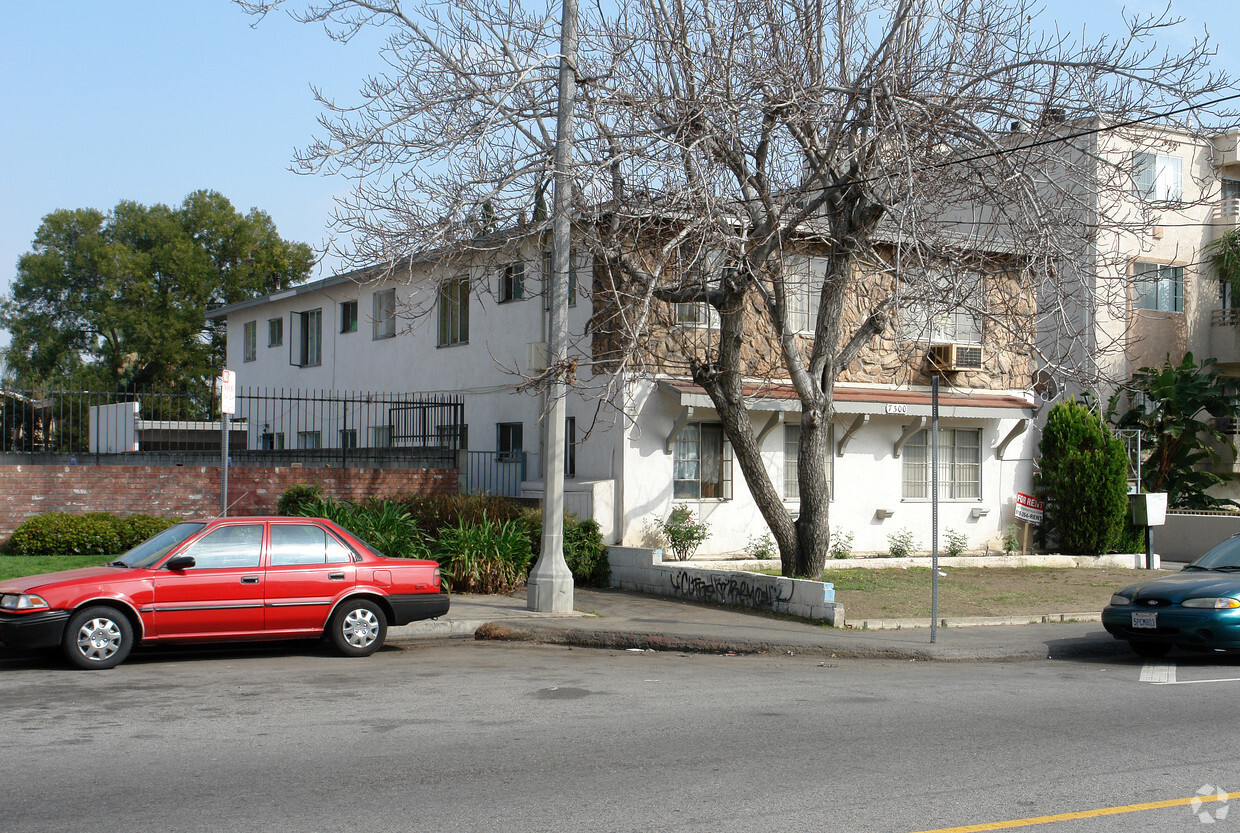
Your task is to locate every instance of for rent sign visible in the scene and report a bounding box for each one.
[1014,492,1044,525]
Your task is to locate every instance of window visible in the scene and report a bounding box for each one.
[1133,262,1184,312]
[269,522,354,566]
[243,321,257,362]
[437,276,470,346]
[543,251,577,308]
[1133,151,1183,202]
[372,288,396,339]
[370,425,392,448]
[902,428,981,500]
[784,256,828,333]
[260,430,284,450]
[675,301,720,329]
[673,423,732,499]
[340,299,358,334]
[297,430,321,450]
[783,423,832,500]
[499,262,525,303]
[497,422,523,462]
[566,416,576,478]
[295,309,322,367]
[268,317,283,348]
[340,428,358,449]
[902,271,984,344]
[179,523,263,569]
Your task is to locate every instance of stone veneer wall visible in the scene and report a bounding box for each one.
[0,465,459,543]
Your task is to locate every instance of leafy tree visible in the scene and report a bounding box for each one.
[1,190,313,391]
[1109,353,1240,510]
[1209,229,1240,297]
[242,0,1233,576]
[1036,399,1130,555]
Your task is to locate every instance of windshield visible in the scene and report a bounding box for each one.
[114,522,207,568]
[1190,536,1240,570]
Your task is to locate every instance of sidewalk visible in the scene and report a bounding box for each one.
[388,588,1130,662]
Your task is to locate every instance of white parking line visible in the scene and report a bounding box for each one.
[1140,662,1176,684]
[1153,676,1240,686]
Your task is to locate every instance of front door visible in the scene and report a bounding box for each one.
[152,522,266,638]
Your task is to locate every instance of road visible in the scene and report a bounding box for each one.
[2,638,1237,833]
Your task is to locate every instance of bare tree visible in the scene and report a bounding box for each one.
[240,0,1236,576]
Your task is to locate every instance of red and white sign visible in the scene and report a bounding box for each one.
[1014,492,1044,525]
[220,369,236,415]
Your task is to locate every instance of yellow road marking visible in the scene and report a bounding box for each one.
[907,791,1240,833]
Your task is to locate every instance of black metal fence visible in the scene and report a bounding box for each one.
[0,385,464,469]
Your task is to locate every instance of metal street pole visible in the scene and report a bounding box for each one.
[930,375,939,643]
[527,0,578,613]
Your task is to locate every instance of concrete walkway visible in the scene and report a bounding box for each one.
[388,588,1131,662]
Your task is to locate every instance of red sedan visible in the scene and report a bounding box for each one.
[0,516,448,669]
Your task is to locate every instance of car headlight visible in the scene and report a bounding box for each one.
[1182,597,1240,609]
[1109,594,1131,606]
[0,593,50,611]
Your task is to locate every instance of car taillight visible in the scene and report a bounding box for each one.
[432,567,442,589]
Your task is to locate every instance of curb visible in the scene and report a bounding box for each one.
[847,612,1102,631]
[468,622,1058,663]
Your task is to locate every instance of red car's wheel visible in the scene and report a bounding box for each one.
[330,599,387,657]
[62,606,134,670]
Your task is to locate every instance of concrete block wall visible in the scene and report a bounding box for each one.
[608,546,843,625]
[0,464,458,543]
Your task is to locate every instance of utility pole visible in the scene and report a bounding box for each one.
[527,0,578,613]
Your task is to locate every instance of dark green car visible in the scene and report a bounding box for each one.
[1103,534,1240,658]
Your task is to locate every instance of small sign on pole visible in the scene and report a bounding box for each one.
[220,369,236,416]
[219,370,234,515]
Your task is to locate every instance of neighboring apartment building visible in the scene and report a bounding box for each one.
[208,229,1040,555]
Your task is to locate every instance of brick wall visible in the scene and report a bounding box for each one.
[0,465,459,543]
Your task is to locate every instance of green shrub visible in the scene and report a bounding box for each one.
[829,529,854,560]
[433,515,533,594]
[745,533,776,561]
[660,504,710,561]
[1037,398,1129,554]
[289,494,430,559]
[114,514,178,550]
[277,483,324,517]
[886,528,917,558]
[1002,524,1021,555]
[944,529,969,558]
[563,518,610,586]
[399,493,531,540]
[8,512,121,556]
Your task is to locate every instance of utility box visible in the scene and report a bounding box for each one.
[1131,492,1168,527]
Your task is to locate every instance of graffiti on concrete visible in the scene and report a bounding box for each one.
[669,570,792,612]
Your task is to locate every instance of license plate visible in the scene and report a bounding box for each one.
[1132,611,1157,629]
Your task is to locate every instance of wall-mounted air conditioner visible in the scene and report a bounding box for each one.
[928,343,984,372]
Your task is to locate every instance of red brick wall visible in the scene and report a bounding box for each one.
[0,465,459,543]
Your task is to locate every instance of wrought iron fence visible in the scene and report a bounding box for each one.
[464,450,528,497]
[0,384,464,469]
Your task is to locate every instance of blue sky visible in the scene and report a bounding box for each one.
[2,1,1238,355]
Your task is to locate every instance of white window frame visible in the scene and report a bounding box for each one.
[499,262,525,303]
[901,428,982,500]
[1132,151,1183,202]
[497,422,523,462]
[437,276,470,346]
[1133,261,1184,313]
[901,269,984,344]
[340,299,358,334]
[267,317,283,348]
[292,308,323,367]
[372,288,396,340]
[242,320,257,363]
[783,256,828,333]
[673,422,733,500]
[297,430,322,450]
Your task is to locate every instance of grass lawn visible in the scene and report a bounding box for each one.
[0,555,112,582]
[820,566,1172,620]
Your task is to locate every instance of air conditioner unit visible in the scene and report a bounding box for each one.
[928,343,984,372]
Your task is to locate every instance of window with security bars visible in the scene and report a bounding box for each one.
[673,423,732,499]
[901,428,981,499]
[783,423,833,501]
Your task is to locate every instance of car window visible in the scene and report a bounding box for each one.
[178,524,263,570]
[269,523,355,566]
[118,522,206,568]
[1192,536,1240,569]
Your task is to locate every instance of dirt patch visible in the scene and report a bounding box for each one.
[822,566,1171,620]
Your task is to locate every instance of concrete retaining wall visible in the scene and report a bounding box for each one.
[608,546,843,625]
[1158,513,1240,561]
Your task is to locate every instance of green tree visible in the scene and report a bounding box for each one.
[1036,399,1130,555]
[1,190,313,391]
[1209,229,1240,295]
[1109,353,1240,510]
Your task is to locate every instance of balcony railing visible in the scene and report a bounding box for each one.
[1214,198,1240,225]
[1213,308,1240,327]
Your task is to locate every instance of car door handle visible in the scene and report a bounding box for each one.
[328,573,346,581]
[240,576,260,584]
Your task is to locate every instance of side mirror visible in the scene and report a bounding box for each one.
[165,555,196,571]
